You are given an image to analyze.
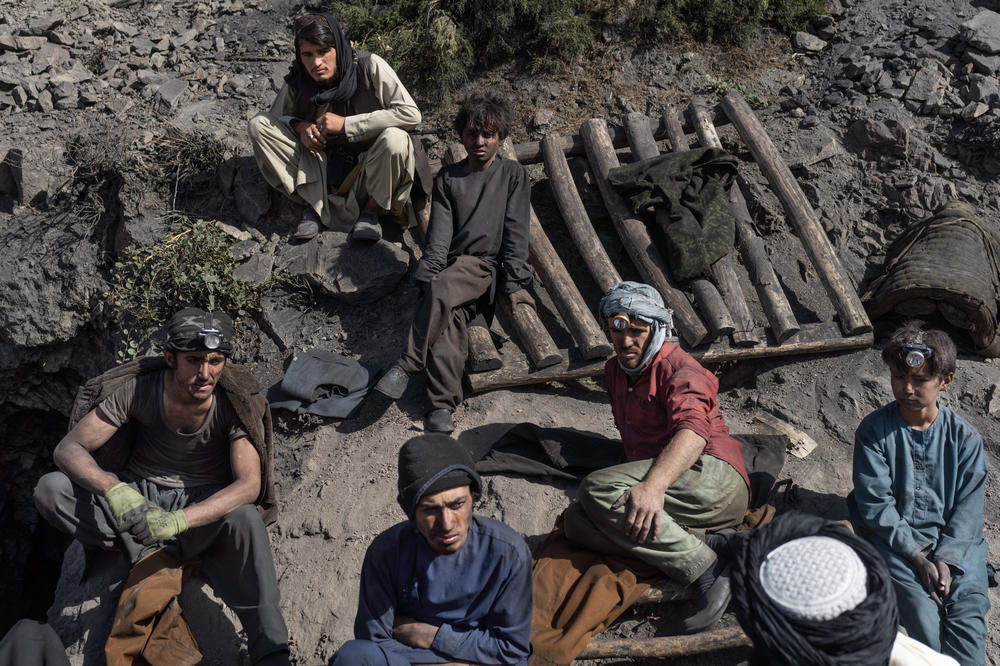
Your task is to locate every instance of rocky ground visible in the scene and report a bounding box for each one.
[2,0,1000,663]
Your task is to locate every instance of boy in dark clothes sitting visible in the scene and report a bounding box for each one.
[851,323,990,665]
[373,94,535,433]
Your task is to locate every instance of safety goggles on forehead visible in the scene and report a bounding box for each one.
[901,342,933,368]
[608,313,653,331]
[293,13,331,34]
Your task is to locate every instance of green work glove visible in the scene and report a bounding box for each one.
[105,482,147,529]
[146,508,188,541]
[104,483,157,546]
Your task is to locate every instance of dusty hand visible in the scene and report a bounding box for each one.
[145,508,189,541]
[508,288,536,309]
[611,481,664,543]
[910,552,944,606]
[392,616,438,649]
[934,558,952,599]
[316,112,345,135]
[297,121,326,151]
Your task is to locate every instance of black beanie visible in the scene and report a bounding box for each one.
[397,434,482,519]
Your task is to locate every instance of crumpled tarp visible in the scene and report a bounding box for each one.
[609,147,738,283]
[267,348,377,418]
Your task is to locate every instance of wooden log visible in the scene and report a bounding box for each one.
[499,139,613,361]
[661,108,689,152]
[730,185,800,343]
[512,105,735,165]
[577,626,752,659]
[711,253,759,345]
[752,413,819,459]
[687,99,760,347]
[497,296,563,369]
[467,323,874,392]
[580,118,710,347]
[720,92,872,336]
[624,112,734,340]
[540,133,622,292]
[466,325,502,372]
[634,579,690,605]
[684,101,800,343]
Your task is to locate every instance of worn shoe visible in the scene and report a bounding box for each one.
[374,364,409,400]
[352,212,382,241]
[424,408,455,434]
[679,562,732,634]
[704,528,745,559]
[294,207,322,242]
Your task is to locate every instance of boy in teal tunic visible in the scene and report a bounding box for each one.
[851,323,989,665]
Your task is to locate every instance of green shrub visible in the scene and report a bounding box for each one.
[767,0,827,33]
[107,217,266,361]
[332,0,825,102]
[335,0,470,103]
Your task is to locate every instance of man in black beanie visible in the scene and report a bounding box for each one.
[330,434,533,665]
[34,307,290,665]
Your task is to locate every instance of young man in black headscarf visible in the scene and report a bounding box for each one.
[249,13,421,242]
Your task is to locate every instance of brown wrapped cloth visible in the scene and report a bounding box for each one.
[529,521,662,666]
[105,550,201,666]
[863,200,1000,356]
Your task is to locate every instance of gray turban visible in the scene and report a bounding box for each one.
[599,281,674,375]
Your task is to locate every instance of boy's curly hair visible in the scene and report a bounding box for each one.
[454,94,513,140]
[881,321,957,377]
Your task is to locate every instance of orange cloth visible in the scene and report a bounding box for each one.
[529,522,662,666]
[105,550,201,666]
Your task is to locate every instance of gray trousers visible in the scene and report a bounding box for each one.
[33,471,288,663]
[398,255,493,410]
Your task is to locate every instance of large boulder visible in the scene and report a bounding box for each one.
[275,231,409,305]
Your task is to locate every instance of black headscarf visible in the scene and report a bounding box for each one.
[284,13,359,108]
[731,512,899,666]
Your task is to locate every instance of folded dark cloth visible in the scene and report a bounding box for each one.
[267,348,376,418]
[470,423,786,510]
[609,147,738,283]
[470,423,626,481]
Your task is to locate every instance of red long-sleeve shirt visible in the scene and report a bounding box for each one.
[605,342,749,489]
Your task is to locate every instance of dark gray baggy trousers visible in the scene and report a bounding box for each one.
[33,471,288,663]
[398,255,493,410]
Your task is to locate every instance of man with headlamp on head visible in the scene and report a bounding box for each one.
[565,281,750,634]
[34,308,290,665]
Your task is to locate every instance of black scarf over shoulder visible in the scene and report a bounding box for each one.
[283,12,358,107]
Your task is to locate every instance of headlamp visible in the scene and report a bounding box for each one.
[902,343,932,368]
[608,313,651,331]
[198,328,224,350]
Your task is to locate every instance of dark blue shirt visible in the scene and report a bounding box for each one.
[853,402,987,570]
[354,515,533,665]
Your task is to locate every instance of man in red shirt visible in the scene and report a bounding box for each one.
[566,281,749,634]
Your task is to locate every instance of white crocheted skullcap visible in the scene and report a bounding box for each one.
[758,535,868,622]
